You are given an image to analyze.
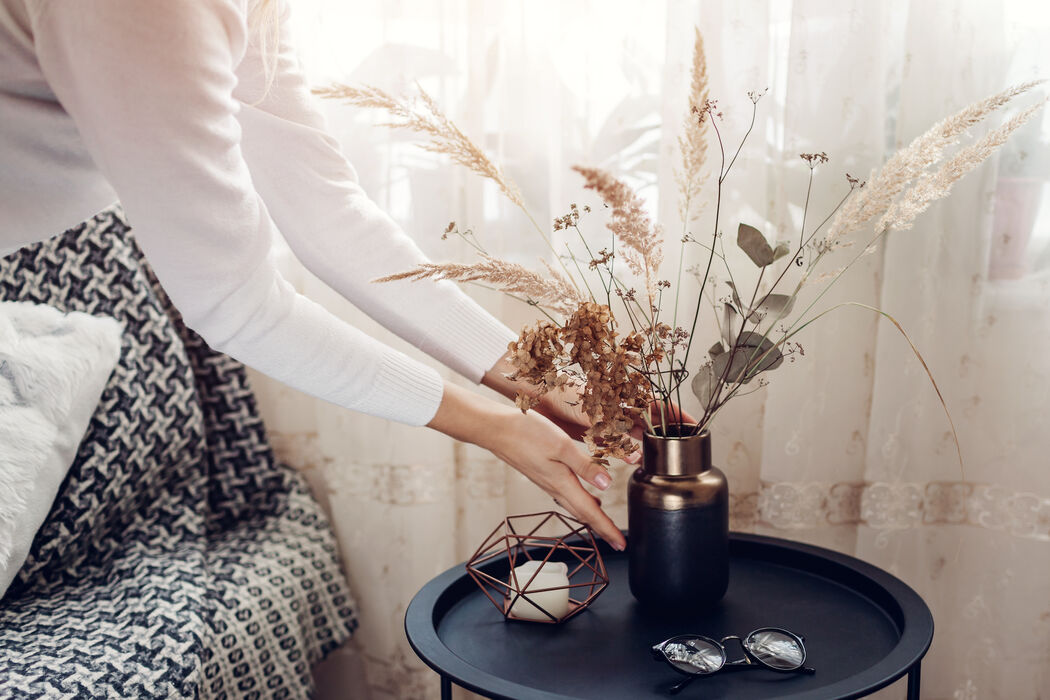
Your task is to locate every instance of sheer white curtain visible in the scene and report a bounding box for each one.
[248,1,1050,698]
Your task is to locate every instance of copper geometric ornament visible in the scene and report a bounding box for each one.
[465,511,610,624]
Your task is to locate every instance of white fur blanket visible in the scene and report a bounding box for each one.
[0,301,122,594]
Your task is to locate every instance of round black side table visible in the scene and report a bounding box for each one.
[405,532,933,700]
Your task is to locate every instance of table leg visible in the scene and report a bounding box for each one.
[441,675,452,700]
[907,663,921,700]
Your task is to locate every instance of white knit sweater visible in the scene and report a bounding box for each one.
[0,0,517,426]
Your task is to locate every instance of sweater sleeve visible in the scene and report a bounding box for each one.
[231,0,518,384]
[29,0,446,426]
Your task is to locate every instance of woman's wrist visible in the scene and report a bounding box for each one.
[427,379,514,448]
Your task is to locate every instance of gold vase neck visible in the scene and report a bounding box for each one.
[642,426,712,477]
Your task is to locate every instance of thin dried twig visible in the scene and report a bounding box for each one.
[789,302,964,477]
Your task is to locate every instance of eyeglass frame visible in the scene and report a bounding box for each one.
[651,627,816,680]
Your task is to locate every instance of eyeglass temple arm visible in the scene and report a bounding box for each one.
[668,675,697,695]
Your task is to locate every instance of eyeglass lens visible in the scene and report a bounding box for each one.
[664,637,726,674]
[744,629,805,670]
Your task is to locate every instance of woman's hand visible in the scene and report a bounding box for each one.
[428,381,626,551]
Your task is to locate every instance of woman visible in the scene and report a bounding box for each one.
[0,0,659,550]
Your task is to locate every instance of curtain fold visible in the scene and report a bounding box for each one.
[252,1,1050,697]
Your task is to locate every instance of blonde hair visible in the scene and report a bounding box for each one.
[247,0,281,100]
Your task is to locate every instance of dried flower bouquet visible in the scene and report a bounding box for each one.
[318,30,1045,466]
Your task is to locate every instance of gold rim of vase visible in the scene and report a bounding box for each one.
[642,424,712,477]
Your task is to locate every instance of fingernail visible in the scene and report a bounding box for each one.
[594,473,611,490]
[614,541,626,552]
[627,451,641,465]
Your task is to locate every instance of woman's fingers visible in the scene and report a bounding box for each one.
[645,401,696,427]
[628,399,701,461]
[552,477,625,551]
[561,443,613,491]
[632,402,699,439]
[676,407,698,425]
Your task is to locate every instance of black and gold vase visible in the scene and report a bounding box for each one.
[627,426,729,611]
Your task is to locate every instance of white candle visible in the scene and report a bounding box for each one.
[508,560,571,621]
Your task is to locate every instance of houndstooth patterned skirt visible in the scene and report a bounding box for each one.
[0,207,358,698]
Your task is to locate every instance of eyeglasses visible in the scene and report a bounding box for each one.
[651,627,815,694]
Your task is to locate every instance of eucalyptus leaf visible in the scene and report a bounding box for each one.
[737,223,775,267]
[706,331,785,386]
[734,331,784,373]
[728,281,795,323]
[736,330,774,349]
[721,302,739,348]
[708,341,725,358]
[726,281,744,311]
[755,293,795,317]
[712,351,752,384]
[773,242,792,261]
[690,363,717,407]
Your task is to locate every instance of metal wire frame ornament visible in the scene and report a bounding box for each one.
[465,511,610,623]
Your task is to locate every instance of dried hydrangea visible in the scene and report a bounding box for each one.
[509,302,651,463]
